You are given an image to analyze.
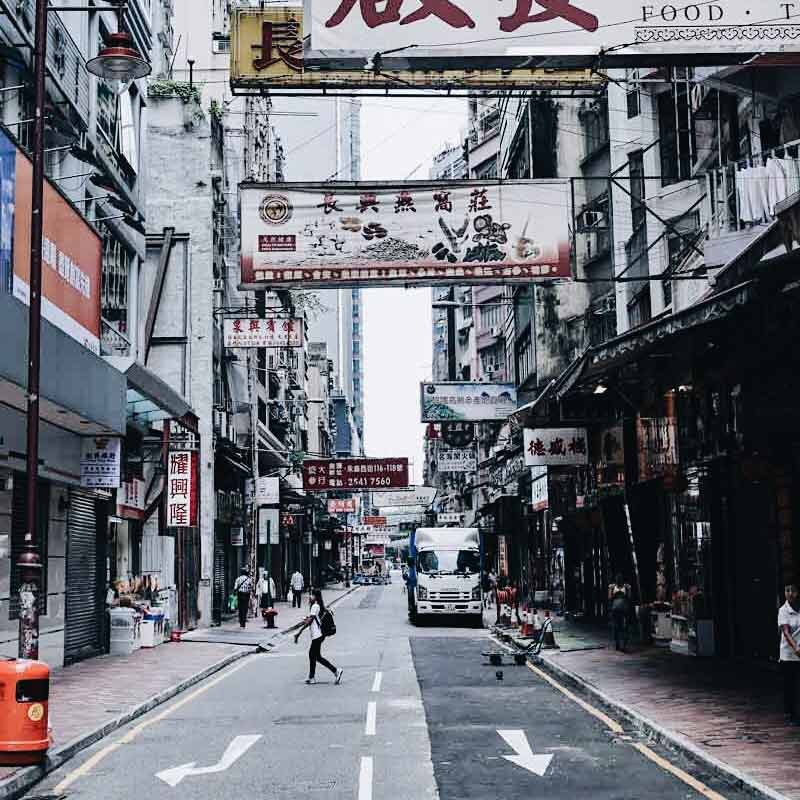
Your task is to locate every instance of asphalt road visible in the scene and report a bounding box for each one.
[25,573,752,800]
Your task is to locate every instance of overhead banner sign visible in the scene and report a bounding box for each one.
[371,486,437,507]
[303,458,409,490]
[524,428,588,467]
[437,447,477,473]
[255,476,280,505]
[364,515,387,527]
[240,180,570,290]
[421,382,517,422]
[167,450,198,528]
[230,6,604,89]
[223,317,303,348]
[1,129,102,354]
[80,437,121,489]
[531,466,549,511]
[309,0,799,59]
[328,497,358,514]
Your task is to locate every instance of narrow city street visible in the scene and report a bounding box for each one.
[25,578,750,800]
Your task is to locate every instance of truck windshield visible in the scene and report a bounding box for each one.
[417,550,480,575]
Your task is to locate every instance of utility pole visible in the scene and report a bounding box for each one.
[248,345,259,619]
[17,0,48,660]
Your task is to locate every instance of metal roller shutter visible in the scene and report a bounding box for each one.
[64,490,101,665]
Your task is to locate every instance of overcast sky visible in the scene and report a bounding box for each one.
[360,97,467,483]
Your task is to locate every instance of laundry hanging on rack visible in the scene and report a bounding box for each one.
[736,157,800,223]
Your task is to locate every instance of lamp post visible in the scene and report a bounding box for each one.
[18,0,150,660]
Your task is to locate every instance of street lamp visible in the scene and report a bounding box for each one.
[18,0,150,660]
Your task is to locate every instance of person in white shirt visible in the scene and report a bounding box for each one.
[258,570,277,627]
[778,583,800,723]
[233,568,253,629]
[290,570,305,608]
[294,588,343,685]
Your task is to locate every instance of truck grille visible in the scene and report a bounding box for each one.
[429,590,472,601]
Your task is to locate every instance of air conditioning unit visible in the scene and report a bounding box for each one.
[580,209,607,230]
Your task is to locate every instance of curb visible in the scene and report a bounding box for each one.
[0,648,254,800]
[510,633,791,800]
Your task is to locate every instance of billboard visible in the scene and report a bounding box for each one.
[436,447,477,473]
[524,428,589,467]
[0,129,102,354]
[223,317,303,348]
[303,458,409,490]
[371,487,436,507]
[230,6,605,90]
[309,0,800,59]
[240,180,570,289]
[421,382,517,422]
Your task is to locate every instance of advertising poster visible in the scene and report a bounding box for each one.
[421,382,516,422]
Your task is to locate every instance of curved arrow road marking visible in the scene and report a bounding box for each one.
[156,734,262,787]
[497,729,553,777]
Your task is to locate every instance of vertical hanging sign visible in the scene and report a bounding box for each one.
[167,450,198,528]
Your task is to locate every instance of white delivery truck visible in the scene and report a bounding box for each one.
[408,527,483,626]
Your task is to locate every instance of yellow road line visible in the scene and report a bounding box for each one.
[525,662,727,799]
[525,662,624,734]
[53,656,256,793]
[630,742,727,800]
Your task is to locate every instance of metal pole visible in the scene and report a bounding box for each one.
[18,0,48,661]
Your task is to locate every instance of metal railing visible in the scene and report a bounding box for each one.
[705,137,800,239]
[101,317,132,357]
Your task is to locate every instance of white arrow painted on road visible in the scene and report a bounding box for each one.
[155,734,262,787]
[497,729,553,777]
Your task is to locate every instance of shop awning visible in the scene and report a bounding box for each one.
[105,357,193,426]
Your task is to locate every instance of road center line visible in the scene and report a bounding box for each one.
[53,656,256,793]
[358,756,374,800]
[371,671,383,693]
[365,701,377,736]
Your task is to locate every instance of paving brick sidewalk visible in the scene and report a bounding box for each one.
[520,619,797,800]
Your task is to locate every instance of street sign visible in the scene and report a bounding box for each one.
[156,735,262,787]
[497,730,553,777]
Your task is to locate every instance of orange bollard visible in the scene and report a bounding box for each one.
[0,659,50,766]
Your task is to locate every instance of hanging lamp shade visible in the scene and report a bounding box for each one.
[87,30,151,81]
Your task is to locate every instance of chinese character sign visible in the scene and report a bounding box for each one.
[371,487,436,507]
[524,428,588,467]
[437,447,477,473]
[437,511,463,524]
[80,437,121,488]
[254,476,280,506]
[167,450,198,528]
[421,382,517,422]
[223,317,303,348]
[311,0,800,57]
[328,497,358,514]
[302,458,409,491]
[241,181,570,289]
[531,466,549,511]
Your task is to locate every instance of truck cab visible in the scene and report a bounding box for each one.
[408,527,483,626]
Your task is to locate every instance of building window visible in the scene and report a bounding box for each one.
[626,69,641,119]
[480,304,502,331]
[515,329,533,385]
[96,43,118,147]
[101,225,131,334]
[627,286,652,329]
[658,68,695,186]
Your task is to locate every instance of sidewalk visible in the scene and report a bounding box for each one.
[507,617,797,800]
[0,583,358,800]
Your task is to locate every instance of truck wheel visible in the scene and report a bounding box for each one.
[472,616,484,629]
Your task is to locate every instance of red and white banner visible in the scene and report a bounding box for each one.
[363,515,387,527]
[167,450,198,528]
[241,180,570,288]
[118,477,146,520]
[303,458,409,491]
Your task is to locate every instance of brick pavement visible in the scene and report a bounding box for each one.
[535,621,798,800]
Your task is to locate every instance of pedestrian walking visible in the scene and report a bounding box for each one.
[294,588,343,685]
[608,573,630,652]
[290,569,305,608]
[779,583,800,723]
[233,568,253,629]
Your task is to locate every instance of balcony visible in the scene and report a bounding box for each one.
[13,0,90,124]
[704,138,800,268]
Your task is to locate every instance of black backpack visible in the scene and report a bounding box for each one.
[319,608,336,637]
